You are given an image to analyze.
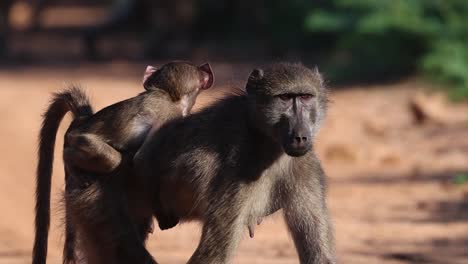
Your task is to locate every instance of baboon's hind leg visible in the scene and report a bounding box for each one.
[63,170,78,264]
[63,212,77,264]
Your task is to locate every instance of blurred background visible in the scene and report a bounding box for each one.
[0,0,467,263]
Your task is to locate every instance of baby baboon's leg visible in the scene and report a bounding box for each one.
[64,133,122,174]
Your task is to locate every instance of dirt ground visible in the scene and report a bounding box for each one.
[0,63,467,264]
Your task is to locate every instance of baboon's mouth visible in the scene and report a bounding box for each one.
[283,144,310,157]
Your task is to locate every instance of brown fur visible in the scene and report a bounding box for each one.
[133,63,335,263]
[33,86,93,264]
[33,62,214,264]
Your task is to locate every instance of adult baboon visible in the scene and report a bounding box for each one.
[33,61,213,264]
[133,62,336,264]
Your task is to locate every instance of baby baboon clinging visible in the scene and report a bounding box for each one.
[33,61,214,264]
[63,62,213,174]
[133,62,335,264]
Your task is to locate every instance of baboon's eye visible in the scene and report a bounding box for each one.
[300,94,314,101]
[278,94,292,101]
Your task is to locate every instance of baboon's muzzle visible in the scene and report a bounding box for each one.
[282,115,313,157]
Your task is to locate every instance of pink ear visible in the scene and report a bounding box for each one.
[143,65,158,84]
[199,63,214,89]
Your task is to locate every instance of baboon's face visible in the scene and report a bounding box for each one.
[254,91,318,157]
[247,64,326,157]
[272,93,317,156]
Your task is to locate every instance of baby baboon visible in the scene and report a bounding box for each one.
[63,62,213,174]
[134,62,336,264]
[33,61,214,264]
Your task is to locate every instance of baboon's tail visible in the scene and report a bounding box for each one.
[33,86,93,264]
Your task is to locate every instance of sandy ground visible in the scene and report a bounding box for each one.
[0,63,467,264]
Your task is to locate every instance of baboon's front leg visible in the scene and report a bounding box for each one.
[283,179,336,264]
[188,188,245,264]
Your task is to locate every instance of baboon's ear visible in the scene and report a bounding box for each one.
[143,65,158,84]
[199,63,214,90]
[313,66,324,87]
[143,65,159,90]
[249,68,264,82]
[246,68,264,94]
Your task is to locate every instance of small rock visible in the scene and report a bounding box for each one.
[416,201,429,210]
[408,91,467,126]
[383,252,429,262]
[324,144,357,163]
[379,153,401,166]
[363,119,387,137]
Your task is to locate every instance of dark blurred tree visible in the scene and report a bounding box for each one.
[4,0,468,99]
[304,0,468,99]
[0,0,13,58]
[266,0,324,55]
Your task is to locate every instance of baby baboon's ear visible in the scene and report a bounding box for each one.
[143,65,159,90]
[198,63,214,90]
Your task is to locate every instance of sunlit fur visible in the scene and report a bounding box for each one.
[246,63,328,156]
[134,62,335,264]
[33,61,214,264]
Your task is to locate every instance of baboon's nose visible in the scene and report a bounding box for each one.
[285,133,311,157]
[294,136,308,145]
